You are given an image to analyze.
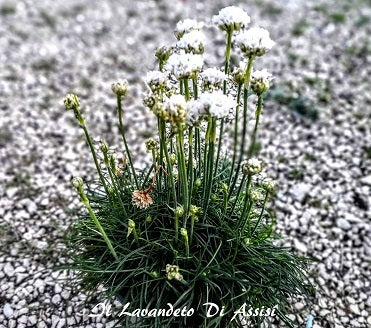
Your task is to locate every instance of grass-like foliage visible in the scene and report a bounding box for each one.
[63,6,314,328]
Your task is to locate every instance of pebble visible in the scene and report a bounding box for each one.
[3,303,14,318]
[336,218,352,231]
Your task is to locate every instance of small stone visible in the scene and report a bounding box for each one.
[3,303,13,318]
[294,239,307,253]
[52,294,61,305]
[294,302,305,311]
[360,175,371,186]
[28,315,37,325]
[4,263,15,277]
[290,183,311,202]
[336,218,351,231]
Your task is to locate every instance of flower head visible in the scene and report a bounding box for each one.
[71,176,84,189]
[127,219,136,237]
[261,178,276,194]
[64,93,80,111]
[163,94,188,128]
[165,52,203,79]
[198,91,235,119]
[232,62,246,85]
[200,68,227,90]
[155,46,172,64]
[212,6,251,32]
[242,158,263,176]
[250,69,273,94]
[235,27,275,58]
[186,100,203,125]
[166,264,183,281]
[144,70,168,93]
[145,138,158,152]
[177,30,206,54]
[111,80,129,97]
[174,19,204,39]
[132,189,154,209]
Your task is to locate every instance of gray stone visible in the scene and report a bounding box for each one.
[3,303,13,318]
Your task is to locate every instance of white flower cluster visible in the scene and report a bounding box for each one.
[177,30,206,54]
[212,6,251,31]
[187,91,235,120]
[165,52,203,79]
[242,158,263,175]
[144,70,168,92]
[250,69,273,94]
[174,19,204,39]
[200,68,227,90]
[235,27,275,58]
[164,94,188,126]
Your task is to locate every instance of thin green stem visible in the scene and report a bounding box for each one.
[228,83,242,186]
[229,175,246,215]
[84,198,118,260]
[250,190,269,237]
[117,95,139,189]
[176,128,189,219]
[81,125,109,194]
[248,93,263,158]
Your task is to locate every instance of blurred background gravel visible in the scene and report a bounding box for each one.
[0,0,370,327]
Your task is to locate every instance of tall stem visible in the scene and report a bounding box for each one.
[81,125,109,194]
[215,31,233,178]
[228,83,242,186]
[248,93,263,158]
[117,95,139,189]
[176,128,189,219]
[250,190,269,236]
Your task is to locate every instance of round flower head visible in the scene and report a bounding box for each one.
[165,52,203,79]
[232,62,246,85]
[144,70,168,93]
[176,30,206,54]
[132,189,154,209]
[166,264,183,281]
[212,6,251,32]
[186,99,203,126]
[64,93,79,111]
[235,27,275,58]
[164,94,188,128]
[200,68,227,90]
[145,138,158,152]
[250,69,273,94]
[111,80,129,97]
[242,158,263,175]
[71,176,83,189]
[261,178,276,194]
[155,46,172,64]
[198,91,235,119]
[174,19,204,40]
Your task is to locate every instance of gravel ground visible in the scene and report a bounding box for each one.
[0,0,370,327]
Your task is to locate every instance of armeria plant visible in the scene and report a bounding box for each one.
[64,6,313,328]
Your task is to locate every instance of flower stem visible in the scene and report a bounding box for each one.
[78,192,118,260]
[248,93,263,158]
[177,127,189,218]
[250,190,269,237]
[117,95,139,189]
[228,83,242,186]
[214,31,233,178]
[81,125,109,194]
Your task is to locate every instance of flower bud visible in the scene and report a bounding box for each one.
[175,205,185,217]
[251,189,263,202]
[145,138,158,152]
[250,69,273,95]
[111,80,128,97]
[100,140,109,154]
[146,215,152,223]
[155,46,171,64]
[151,271,159,278]
[194,178,202,188]
[64,93,79,111]
[189,205,200,216]
[262,179,276,194]
[211,194,218,201]
[169,153,177,165]
[242,158,263,176]
[71,176,83,189]
[221,183,228,193]
[180,228,188,238]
